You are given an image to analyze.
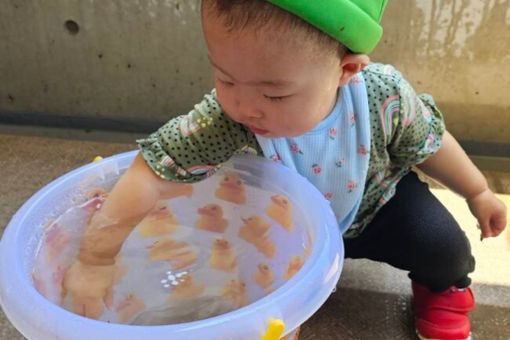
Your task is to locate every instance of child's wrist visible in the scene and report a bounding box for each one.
[461,171,489,200]
[466,186,490,202]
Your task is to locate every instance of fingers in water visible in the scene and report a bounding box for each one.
[72,297,86,316]
[85,298,104,319]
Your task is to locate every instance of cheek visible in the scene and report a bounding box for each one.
[288,99,318,124]
[308,89,336,118]
[215,86,234,113]
[273,104,310,135]
[290,99,328,132]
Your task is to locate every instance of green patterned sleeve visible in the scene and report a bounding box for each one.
[136,89,261,182]
[387,77,446,167]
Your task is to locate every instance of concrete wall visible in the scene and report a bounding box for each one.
[372,0,510,145]
[1,0,509,143]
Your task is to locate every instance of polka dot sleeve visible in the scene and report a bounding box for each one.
[136,89,261,182]
[387,77,445,167]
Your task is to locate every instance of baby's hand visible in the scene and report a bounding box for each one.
[467,188,507,240]
[61,260,115,319]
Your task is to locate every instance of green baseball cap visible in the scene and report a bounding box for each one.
[265,0,388,54]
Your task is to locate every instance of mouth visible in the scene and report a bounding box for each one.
[246,125,269,135]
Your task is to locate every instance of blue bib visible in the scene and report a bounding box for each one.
[256,73,371,234]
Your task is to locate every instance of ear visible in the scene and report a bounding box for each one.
[338,54,370,86]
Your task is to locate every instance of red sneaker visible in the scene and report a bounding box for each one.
[412,282,474,340]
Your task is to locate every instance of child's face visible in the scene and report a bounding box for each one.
[202,12,345,138]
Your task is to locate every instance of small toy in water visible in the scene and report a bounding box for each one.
[195,204,228,233]
[266,195,294,232]
[147,238,197,270]
[209,238,238,272]
[169,274,205,299]
[253,263,274,289]
[116,293,147,323]
[138,202,179,237]
[239,216,276,258]
[220,278,248,308]
[285,256,304,280]
[83,188,108,217]
[86,187,108,201]
[215,172,246,204]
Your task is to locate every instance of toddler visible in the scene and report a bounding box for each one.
[63,1,507,339]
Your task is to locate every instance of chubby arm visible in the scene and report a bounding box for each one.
[63,153,191,318]
[417,131,507,238]
[417,131,487,199]
[78,152,188,265]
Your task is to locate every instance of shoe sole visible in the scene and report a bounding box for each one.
[416,330,473,340]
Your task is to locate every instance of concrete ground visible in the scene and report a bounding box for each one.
[1,126,509,340]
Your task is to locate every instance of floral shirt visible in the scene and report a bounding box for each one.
[137,63,445,238]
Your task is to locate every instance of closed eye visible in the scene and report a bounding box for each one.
[218,78,234,87]
[264,94,287,102]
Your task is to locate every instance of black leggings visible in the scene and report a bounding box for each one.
[344,171,475,293]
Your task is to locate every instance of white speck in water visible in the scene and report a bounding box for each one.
[161,279,168,284]
[171,281,179,286]
[166,271,172,275]
[167,275,175,280]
